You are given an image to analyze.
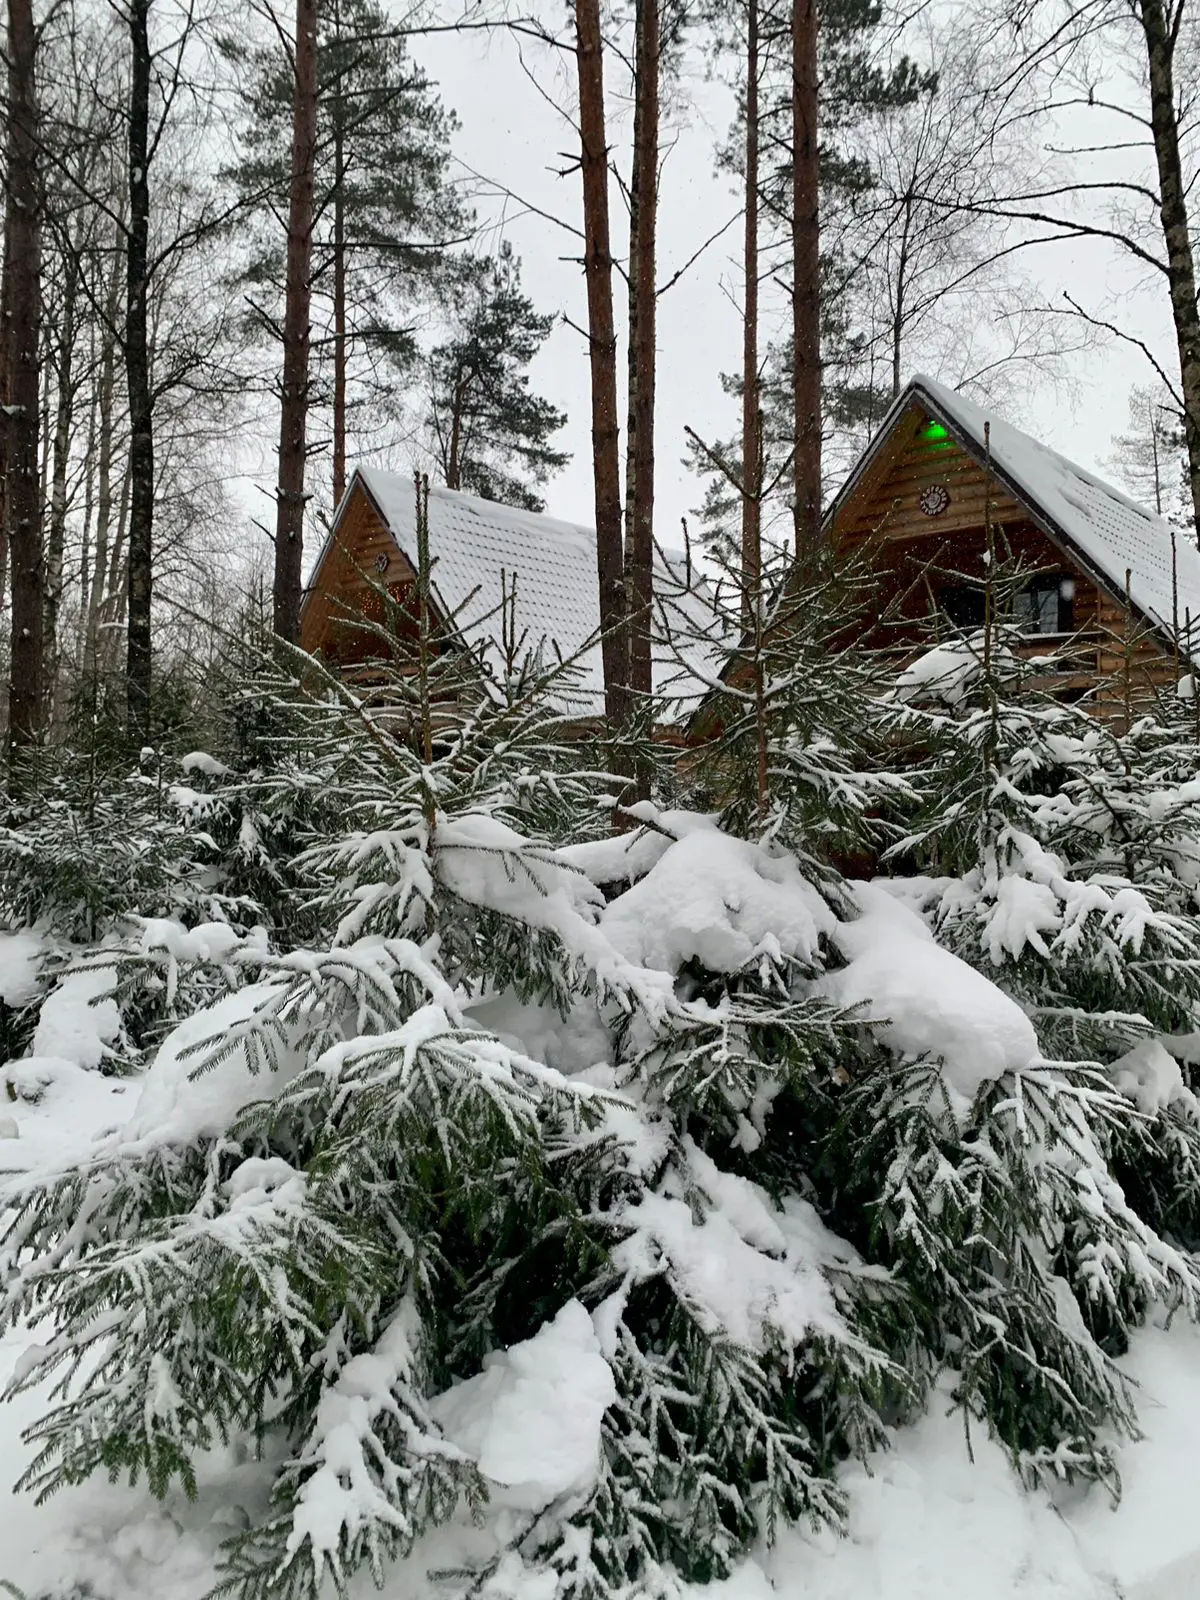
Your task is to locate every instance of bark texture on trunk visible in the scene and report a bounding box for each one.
[6,0,44,755]
[46,243,80,710]
[1138,0,1200,547]
[332,158,347,506]
[0,233,8,624]
[125,0,154,742]
[331,0,347,507]
[274,0,319,643]
[575,0,630,739]
[86,243,124,670]
[624,0,659,718]
[77,336,97,660]
[88,298,116,667]
[792,0,821,558]
[741,0,761,628]
[445,374,466,488]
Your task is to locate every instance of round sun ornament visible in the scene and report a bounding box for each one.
[919,484,950,518]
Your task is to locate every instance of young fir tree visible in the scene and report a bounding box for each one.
[5,513,1200,1600]
[426,243,570,511]
[879,550,1200,1335]
[662,535,1199,1486]
[0,529,901,1600]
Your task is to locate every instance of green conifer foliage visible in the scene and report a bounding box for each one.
[224,0,468,440]
[877,562,1200,1342]
[426,243,569,512]
[6,538,1200,1600]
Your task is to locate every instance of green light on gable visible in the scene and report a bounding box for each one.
[918,417,955,451]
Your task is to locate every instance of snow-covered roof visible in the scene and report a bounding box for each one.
[829,374,1200,656]
[310,469,720,710]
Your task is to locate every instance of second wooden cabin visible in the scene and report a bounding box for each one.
[825,373,1200,714]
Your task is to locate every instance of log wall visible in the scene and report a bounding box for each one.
[831,403,1182,720]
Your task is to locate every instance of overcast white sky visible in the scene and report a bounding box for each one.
[361,11,1177,533]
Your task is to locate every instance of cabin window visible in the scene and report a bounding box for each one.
[1015,575,1074,636]
[937,575,1075,635]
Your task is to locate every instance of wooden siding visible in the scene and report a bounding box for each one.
[301,481,423,669]
[830,401,1182,720]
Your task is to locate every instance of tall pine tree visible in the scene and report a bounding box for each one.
[225,0,469,500]
[425,243,569,511]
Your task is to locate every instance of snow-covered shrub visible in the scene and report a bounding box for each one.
[0,585,911,1600]
[6,552,1200,1600]
[657,547,1200,1490]
[882,591,1200,1290]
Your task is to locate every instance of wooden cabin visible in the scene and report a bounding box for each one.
[299,469,717,715]
[303,380,1197,732]
[826,374,1200,714]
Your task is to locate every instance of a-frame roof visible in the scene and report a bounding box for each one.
[302,468,722,709]
[826,374,1200,657]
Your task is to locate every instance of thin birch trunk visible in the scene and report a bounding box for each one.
[125,0,154,740]
[45,245,80,707]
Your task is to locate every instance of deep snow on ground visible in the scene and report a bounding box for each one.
[6,1307,1200,1599]
[4,1055,1200,1600]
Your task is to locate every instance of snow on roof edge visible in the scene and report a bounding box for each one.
[825,374,1200,662]
[300,467,724,708]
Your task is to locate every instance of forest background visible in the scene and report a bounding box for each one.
[0,0,1196,757]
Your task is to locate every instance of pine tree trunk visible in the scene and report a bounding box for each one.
[624,0,658,735]
[792,0,821,558]
[274,0,319,643]
[45,245,79,715]
[446,375,465,489]
[333,175,346,506]
[741,0,760,629]
[5,0,44,757]
[332,0,347,508]
[1137,0,1200,547]
[575,0,630,746]
[0,157,10,628]
[125,0,154,743]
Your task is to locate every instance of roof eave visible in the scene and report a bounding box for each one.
[907,380,1183,655]
[299,466,372,617]
[821,382,929,534]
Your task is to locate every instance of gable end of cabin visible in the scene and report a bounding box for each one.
[300,477,426,677]
[828,392,1184,714]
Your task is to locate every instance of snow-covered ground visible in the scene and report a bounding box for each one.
[4,1294,1200,1599]
[3,1054,1200,1600]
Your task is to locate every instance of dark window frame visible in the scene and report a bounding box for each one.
[936,573,1076,637]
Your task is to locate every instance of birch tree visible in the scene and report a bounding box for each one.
[972,0,1200,540]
